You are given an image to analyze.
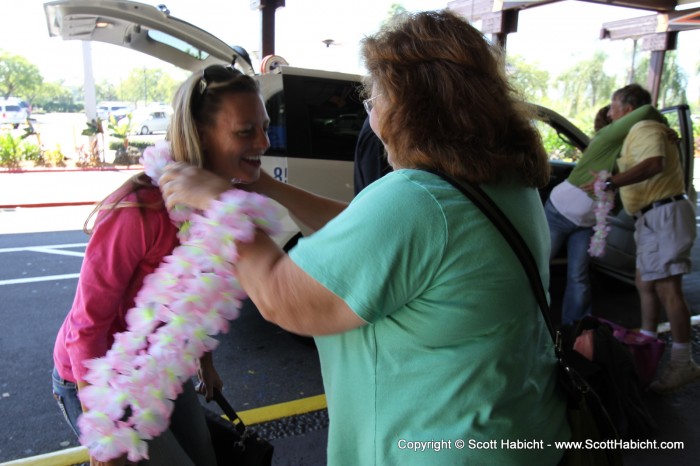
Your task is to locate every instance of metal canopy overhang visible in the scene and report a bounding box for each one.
[43,0,255,75]
[448,0,693,18]
[447,0,700,104]
[601,6,700,40]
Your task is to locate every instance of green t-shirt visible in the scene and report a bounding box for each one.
[567,104,665,187]
[290,170,568,465]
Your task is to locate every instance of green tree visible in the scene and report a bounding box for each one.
[0,50,43,100]
[556,51,616,118]
[120,68,178,105]
[34,81,76,112]
[506,54,550,103]
[95,80,120,102]
[382,3,407,26]
[633,52,688,107]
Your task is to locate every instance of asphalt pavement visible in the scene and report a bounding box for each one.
[1,167,700,465]
[0,168,329,465]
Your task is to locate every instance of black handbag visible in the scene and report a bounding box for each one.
[429,170,622,466]
[204,388,274,466]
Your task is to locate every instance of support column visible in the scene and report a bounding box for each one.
[82,41,96,123]
[482,9,519,49]
[640,32,677,106]
[647,51,665,106]
[259,0,285,58]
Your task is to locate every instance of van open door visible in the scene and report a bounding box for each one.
[44,0,255,75]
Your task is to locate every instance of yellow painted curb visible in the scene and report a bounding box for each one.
[0,394,327,466]
[0,446,87,466]
[236,393,327,425]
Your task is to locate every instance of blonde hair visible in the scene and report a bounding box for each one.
[168,65,259,167]
[85,65,260,233]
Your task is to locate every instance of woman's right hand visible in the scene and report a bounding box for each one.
[159,163,231,211]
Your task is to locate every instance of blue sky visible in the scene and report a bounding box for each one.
[2,0,699,101]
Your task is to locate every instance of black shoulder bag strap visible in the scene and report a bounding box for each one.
[425,169,556,342]
[426,170,620,444]
[213,387,247,436]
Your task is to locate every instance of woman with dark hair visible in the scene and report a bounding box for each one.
[52,64,269,465]
[161,11,567,465]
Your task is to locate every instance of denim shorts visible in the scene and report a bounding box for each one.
[52,367,83,438]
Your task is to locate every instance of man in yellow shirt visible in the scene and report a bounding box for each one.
[603,84,698,393]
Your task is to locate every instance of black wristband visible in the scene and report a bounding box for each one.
[604,178,616,191]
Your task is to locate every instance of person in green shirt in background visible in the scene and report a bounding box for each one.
[545,102,665,325]
[597,84,698,393]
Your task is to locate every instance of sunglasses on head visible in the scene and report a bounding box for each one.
[198,65,243,95]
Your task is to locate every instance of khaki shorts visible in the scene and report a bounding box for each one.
[634,199,696,281]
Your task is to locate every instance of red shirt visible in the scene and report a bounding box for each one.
[53,186,179,382]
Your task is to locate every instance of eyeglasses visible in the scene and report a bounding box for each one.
[363,94,382,115]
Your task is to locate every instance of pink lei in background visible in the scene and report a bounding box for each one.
[588,170,615,258]
[77,141,281,461]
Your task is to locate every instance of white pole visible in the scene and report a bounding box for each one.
[82,41,102,162]
[82,41,97,122]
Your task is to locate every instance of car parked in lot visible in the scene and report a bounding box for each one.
[0,99,28,128]
[131,108,172,135]
[97,101,133,122]
[45,0,695,284]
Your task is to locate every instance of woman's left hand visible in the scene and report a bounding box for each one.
[197,352,224,401]
[159,163,231,212]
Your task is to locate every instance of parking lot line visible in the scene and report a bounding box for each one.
[0,274,80,286]
[0,243,87,254]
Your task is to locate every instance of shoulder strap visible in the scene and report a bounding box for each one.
[426,169,557,344]
[213,387,247,435]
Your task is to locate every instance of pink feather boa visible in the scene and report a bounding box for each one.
[588,170,615,258]
[77,141,280,461]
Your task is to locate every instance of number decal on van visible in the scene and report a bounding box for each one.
[273,166,288,183]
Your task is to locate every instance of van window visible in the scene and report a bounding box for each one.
[266,91,286,155]
[275,75,364,161]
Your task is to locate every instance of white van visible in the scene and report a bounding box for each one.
[0,99,28,128]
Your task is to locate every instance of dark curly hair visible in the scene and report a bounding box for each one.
[360,10,550,187]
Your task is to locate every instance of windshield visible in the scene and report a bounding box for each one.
[148,30,211,61]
